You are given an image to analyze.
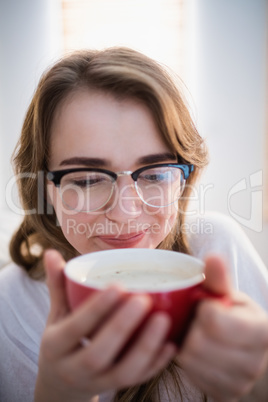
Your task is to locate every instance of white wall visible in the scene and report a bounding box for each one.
[0,0,62,210]
[189,0,268,265]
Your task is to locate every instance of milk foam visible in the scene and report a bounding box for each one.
[81,262,201,291]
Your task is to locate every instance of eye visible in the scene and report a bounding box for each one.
[62,173,111,189]
[71,177,104,188]
[143,173,165,182]
[139,169,173,183]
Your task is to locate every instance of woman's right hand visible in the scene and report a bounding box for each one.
[34,250,176,402]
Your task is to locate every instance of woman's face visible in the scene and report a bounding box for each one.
[47,90,178,255]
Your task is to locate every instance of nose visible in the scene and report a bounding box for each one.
[105,177,142,222]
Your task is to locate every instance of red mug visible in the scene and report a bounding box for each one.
[64,248,222,346]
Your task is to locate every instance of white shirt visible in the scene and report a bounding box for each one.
[1,212,268,402]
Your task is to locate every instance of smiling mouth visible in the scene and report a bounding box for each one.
[101,232,144,240]
[98,231,148,247]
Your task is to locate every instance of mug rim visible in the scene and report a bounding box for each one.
[64,248,205,293]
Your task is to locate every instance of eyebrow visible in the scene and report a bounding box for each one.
[59,157,109,167]
[137,152,177,164]
[59,152,177,168]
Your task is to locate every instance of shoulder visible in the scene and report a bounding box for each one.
[0,210,23,269]
[185,211,268,309]
[185,211,257,258]
[0,263,28,299]
[0,262,49,335]
[0,262,48,300]
[0,263,48,401]
[0,262,29,286]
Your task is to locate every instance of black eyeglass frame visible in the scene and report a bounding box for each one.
[47,163,194,186]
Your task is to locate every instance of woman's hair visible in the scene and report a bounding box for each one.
[10,47,208,401]
[10,47,208,277]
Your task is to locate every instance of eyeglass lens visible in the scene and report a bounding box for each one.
[59,166,185,212]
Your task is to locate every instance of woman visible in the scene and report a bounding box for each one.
[1,47,268,402]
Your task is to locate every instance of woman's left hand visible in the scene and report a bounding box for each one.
[177,255,268,402]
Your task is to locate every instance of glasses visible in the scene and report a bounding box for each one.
[47,163,194,212]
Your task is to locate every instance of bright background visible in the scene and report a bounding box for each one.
[0,0,267,264]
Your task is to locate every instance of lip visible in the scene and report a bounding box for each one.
[98,231,146,248]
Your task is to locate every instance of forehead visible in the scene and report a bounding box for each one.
[49,90,172,170]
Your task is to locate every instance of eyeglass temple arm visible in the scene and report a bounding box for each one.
[181,164,194,179]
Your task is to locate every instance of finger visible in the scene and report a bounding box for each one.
[44,285,124,358]
[195,295,268,348]
[183,330,265,379]
[73,294,153,372]
[44,249,69,324]
[104,313,173,387]
[179,306,268,399]
[85,341,176,395]
[185,348,257,402]
[179,332,256,401]
[141,342,177,383]
[203,254,233,296]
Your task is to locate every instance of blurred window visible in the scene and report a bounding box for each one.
[61,0,191,80]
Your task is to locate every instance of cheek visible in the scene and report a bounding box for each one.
[147,205,178,241]
[58,213,101,255]
[60,213,98,239]
[163,212,177,235]
[46,185,98,242]
[158,212,177,238]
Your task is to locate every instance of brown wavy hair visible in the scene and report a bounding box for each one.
[10,47,208,401]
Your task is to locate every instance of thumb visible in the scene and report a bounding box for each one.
[44,249,69,324]
[203,254,233,297]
